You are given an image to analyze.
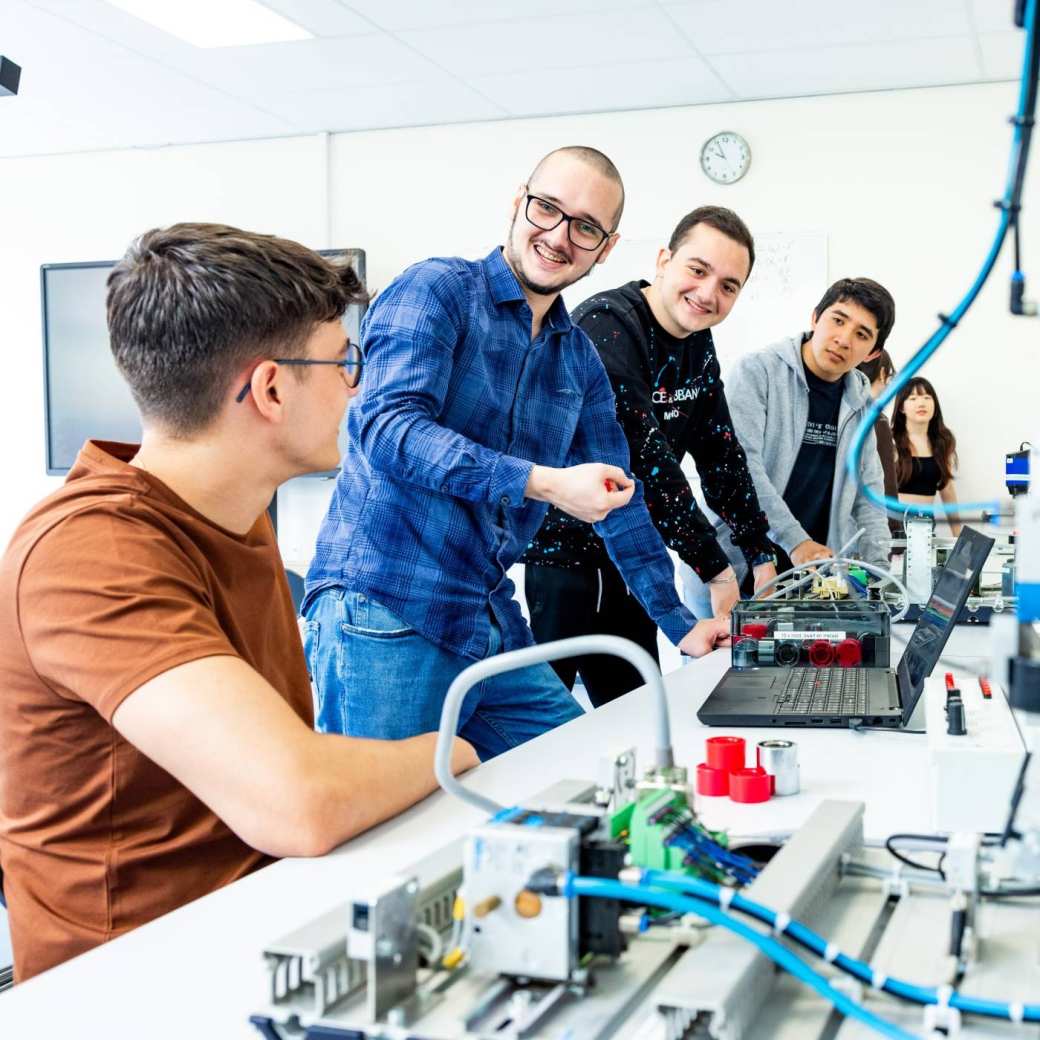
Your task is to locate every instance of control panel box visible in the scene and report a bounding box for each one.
[731,599,891,670]
[925,676,1026,832]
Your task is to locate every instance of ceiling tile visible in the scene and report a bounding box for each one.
[978,30,1030,79]
[256,77,507,133]
[475,55,732,117]
[713,35,983,99]
[398,8,692,79]
[663,0,972,54]
[259,0,372,37]
[342,0,659,31]
[167,33,440,94]
[969,0,1024,33]
[0,52,292,156]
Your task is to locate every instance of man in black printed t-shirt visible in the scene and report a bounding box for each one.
[522,206,776,706]
[680,277,895,619]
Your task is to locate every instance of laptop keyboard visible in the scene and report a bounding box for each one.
[772,668,869,715]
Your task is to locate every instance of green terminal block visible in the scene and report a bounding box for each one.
[611,788,732,879]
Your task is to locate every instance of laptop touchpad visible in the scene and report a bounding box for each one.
[737,674,781,688]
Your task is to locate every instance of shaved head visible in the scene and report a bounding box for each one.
[527,146,625,230]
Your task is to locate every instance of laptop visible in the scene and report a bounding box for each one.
[697,527,994,729]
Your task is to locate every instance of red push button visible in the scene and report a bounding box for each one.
[835,638,862,668]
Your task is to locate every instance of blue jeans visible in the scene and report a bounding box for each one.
[302,587,584,761]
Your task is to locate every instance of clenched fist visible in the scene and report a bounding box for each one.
[526,463,635,523]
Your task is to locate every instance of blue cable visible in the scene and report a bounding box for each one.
[640,868,1039,1024]
[563,874,919,1040]
[663,821,759,884]
[845,0,1037,525]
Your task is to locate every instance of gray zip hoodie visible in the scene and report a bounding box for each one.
[708,333,891,570]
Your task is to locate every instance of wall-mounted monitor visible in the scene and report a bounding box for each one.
[40,249,366,475]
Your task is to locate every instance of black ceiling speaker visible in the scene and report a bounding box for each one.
[0,56,21,97]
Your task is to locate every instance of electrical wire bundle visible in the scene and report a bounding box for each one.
[654,804,760,887]
[556,867,1040,1039]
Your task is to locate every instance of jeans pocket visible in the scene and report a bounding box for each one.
[341,595,417,640]
[302,619,320,680]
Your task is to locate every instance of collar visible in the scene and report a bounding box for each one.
[483,247,573,335]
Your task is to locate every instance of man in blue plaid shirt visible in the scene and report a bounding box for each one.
[303,146,729,761]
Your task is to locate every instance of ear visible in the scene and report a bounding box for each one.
[510,183,527,219]
[862,346,882,364]
[809,308,819,331]
[595,232,621,267]
[653,247,672,279]
[240,360,285,422]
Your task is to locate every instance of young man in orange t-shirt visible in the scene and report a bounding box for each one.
[0,224,476,982]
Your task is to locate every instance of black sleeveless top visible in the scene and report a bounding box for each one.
[899,455,943,495]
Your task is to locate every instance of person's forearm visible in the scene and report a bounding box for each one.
[295,732,460,857]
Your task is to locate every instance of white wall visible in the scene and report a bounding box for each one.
[2,80,1035,558]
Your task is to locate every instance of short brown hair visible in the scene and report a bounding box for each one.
[107,223,367,435]
[667,206,755,276]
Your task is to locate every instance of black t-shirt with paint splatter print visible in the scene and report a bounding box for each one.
[522,281,772,580]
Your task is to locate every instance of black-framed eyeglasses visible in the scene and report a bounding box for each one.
[235,341,363,403]
[524,193,612,251]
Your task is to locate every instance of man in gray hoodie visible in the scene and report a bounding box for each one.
[682,277,894,612]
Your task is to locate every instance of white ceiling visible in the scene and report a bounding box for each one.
[0,0,1027,158]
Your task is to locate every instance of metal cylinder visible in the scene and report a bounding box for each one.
[756,739,800,796]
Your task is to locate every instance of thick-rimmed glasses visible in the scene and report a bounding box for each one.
[235,341,363,403]
[524,194,612,251]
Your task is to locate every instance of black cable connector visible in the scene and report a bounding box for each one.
[525,867,564,896]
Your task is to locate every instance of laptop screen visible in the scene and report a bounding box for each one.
[898,526,994,721]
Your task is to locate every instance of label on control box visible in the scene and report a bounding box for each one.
[772,631,846,641]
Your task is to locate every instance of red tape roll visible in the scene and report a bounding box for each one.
[729,767,772,803]
[741,623,768,639]
[696,763,729,796]
[706,735,746,772]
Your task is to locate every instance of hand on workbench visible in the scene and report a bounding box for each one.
[790,539,833,566]
[525,462,634,523]
[678,617,732,658]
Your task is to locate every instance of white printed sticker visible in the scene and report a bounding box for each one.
[770,631,847,641]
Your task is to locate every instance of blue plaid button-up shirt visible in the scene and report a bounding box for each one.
[305,247,696,660]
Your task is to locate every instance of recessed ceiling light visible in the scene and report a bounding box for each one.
[106,0,312,48]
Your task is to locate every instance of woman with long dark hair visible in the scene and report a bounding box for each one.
[892,376,961,535]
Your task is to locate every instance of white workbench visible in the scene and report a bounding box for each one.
[0,626,1002,1037]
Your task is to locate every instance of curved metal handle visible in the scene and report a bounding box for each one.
[434,634,672,815]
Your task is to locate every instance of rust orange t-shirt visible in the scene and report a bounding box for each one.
[0,441,313,981]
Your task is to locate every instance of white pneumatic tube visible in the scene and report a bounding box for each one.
[434,635,671,815]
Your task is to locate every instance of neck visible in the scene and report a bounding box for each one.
[130,428,279,535]
[905,419,931,440]
[642,283,687,339]
[501,248,559,338]
[524,291,556,337]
